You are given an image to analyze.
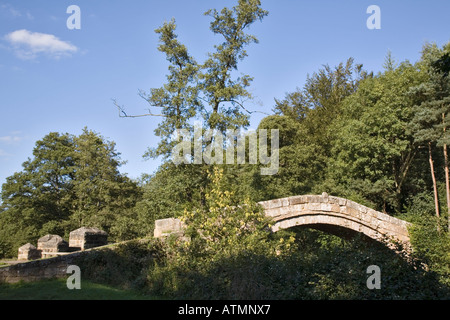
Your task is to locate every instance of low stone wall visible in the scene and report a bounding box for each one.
[0,247,106,284]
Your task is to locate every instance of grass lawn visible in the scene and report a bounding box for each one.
[0,278,157,300]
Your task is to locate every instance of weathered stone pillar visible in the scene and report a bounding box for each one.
[69,227,108,250]
[154,218,185,238]
[17,243,41,261]
[37,235,69,258]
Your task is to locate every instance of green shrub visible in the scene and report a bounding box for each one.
[76,239,163,291]
[143,228,450,300]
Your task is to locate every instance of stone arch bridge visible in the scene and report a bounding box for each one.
[0,193,412,284]
[154,193,411,250]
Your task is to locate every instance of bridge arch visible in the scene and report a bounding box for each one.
[258,193,411,249]
[154,193,412,252]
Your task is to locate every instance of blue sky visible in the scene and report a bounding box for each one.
[0,0,450,189]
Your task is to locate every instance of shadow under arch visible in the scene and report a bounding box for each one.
[259,194,412,253]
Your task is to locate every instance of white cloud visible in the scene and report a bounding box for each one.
[0,136,23,144]
[0,149,12,157]
[4,29,78,60]
[0,132,25,145]
[0,3,33,19]
[0,3,21,17]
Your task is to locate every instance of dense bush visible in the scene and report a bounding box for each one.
[76,239,163,291]
[407,218,450,287]
[77,229,449,300]
[75,168,450,300]
[1,1,449,299]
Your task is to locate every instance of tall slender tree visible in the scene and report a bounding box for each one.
[411,43,450,231]
[199,0,268,133]
[410,99,442,222]
[119,1,268,155]
[434,47,450,232]
[140,19,200,161]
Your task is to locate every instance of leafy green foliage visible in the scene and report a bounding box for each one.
[200,0,268,132]
[142,19,200,161]
[132,162,208,238]
[323,62,425,212]
[250,115,326,200]
[142,0,269,165]
[179,167,294,259]
[0,128,141,258]
[1,1,450,300]
[79,229,450,300]
[405,203,450,286]
[410,42,450,231]
[251,58,370,201]
[76,240,163,291]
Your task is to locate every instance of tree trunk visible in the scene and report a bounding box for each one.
[444,142,450,232]
[443,113,450,232]
[429,142,440,221]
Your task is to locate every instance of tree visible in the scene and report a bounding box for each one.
[327,61,424,213]
[1,133,76,228]
[274,58,371,161]
[140,19,200,161]
[70,128,141,233]
[0,129,141,258]
[250,115,326,200]
[120,0,269,164]
[129,1,270,227]
[132,161,208,237]
[199,0,268,133]
[411,42,450,231]
[260,59,370,200]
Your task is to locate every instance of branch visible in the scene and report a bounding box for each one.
[229,99,271,116]
[112,99,166,118]
[198,96,271,116]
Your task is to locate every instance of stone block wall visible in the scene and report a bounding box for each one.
[0,251,86,284]
[16,228,108,262]
[1,240,146,284]
[69,227,108,250]
[154,218,185,238]
[17,244,41,261]
[37,235,69,258]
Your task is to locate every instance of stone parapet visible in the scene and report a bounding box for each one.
[17,244,41,261]
[37,235,69,258]
[152,193,411,250]
[69,227,108,251]
[1,251,85,284]
[16,227,108,261]
[258,193,411,247]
